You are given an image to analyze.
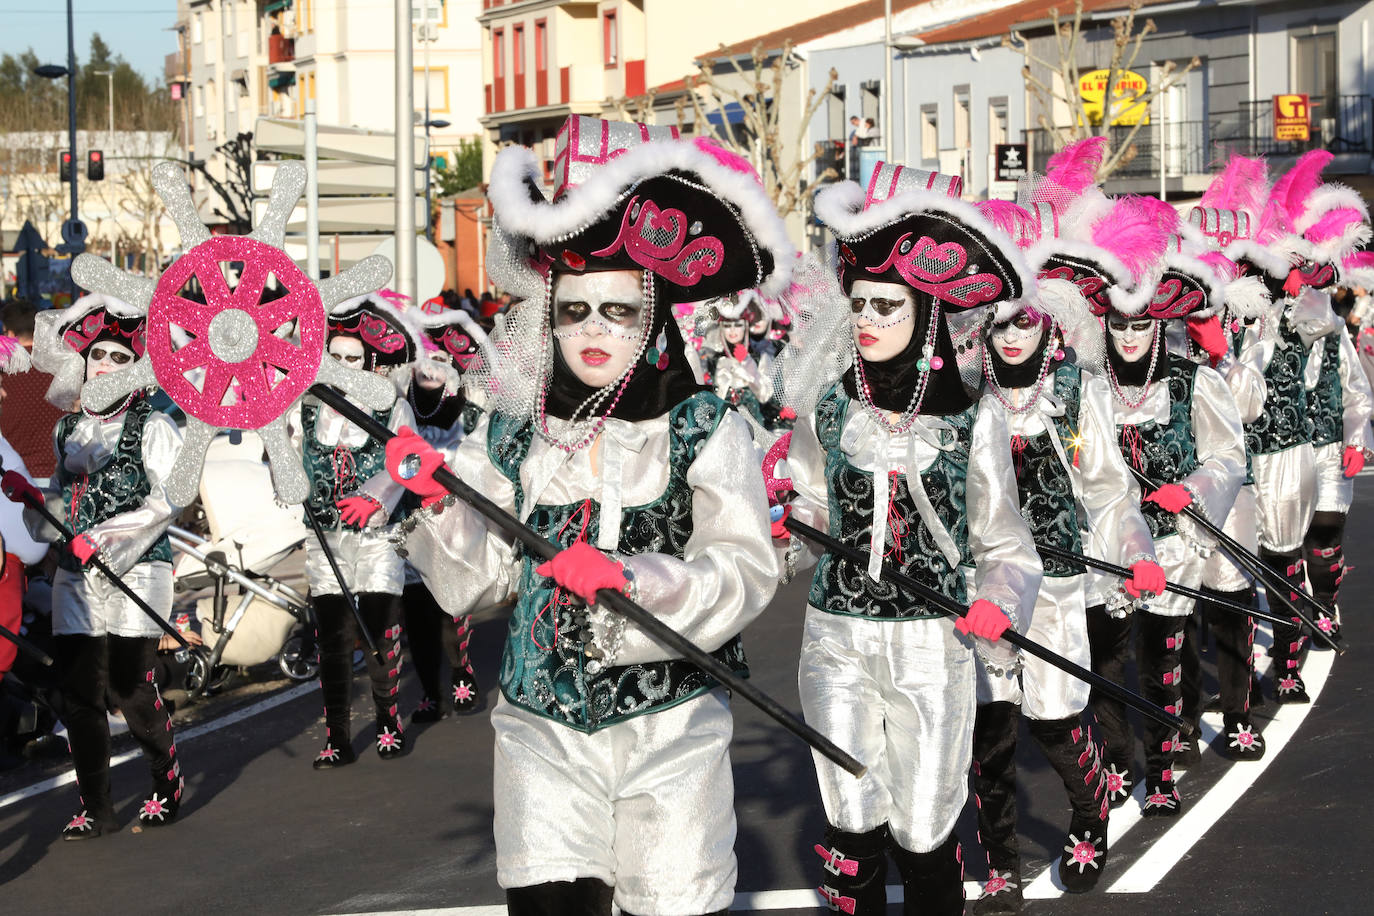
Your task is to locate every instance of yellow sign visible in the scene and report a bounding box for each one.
[1274,94,1311,142]
[1079,68,1150,126]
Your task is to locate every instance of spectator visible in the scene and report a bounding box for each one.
[863,117,880,147]
[0,300,65,479]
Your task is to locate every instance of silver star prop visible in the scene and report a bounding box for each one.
[71,160,397,508]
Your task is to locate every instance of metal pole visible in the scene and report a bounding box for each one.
[394,0,417,303]
[106,71,113,138]
[1159,86,1167,202]
[423,15,433,243]
[884,0,893,161]
[305,99,320,280]
[66,0,78,231]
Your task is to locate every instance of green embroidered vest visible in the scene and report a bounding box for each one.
[1009,365,1086,579]
[55,397,172,573]
[807,384,975,620]
[301,401,399,528]
[488,391,747,733]
[1245,322,1313,456]
[1118,356,1199,540]
[1308,332,1344,448]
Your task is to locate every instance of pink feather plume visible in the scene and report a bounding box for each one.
[1199,156,1269,214]
[1306,207,1365,245]
[975,199,1039,248]
[1091,195,1169,283]
[1269,149,1333,226]
[1197,249,1240,281]
[1044,136,1107,192]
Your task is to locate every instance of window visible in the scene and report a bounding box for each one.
[535,19,548,72]
[988,97,1008,147]
[921,105,938,160]
[493,29,505,79]
[192,12,202,44]
[1293,29,1338,103]
[514,25,525,76]
[954,86,971,149]
[603,11,618,68]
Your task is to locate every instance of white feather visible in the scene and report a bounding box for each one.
[1294,182,1370,234]
[1222,275,1271,320]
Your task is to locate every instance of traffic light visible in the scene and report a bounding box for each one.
[59,150,73,182]
[87,150,105,181]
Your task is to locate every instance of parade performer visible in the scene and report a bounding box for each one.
[382,116,790,916]
[781,161,1040,916]
[700,290,778,431]
[291,293,418,767]
[12,294,185,837]
[965,194,1162,911]
[1279,154,1374,648]
[403,307,490,720]
[1074,192,1245,816]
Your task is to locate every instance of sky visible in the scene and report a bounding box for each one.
[0,1,180,83]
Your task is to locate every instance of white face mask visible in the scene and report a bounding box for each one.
[1107,315,1156,363]
[849,279,915,363]
[413,351,450,390]
[327,336,366,370]
[552,270,647,389]
[85,341,135,380]
[721,319,747,345]
[990,314,1046,366]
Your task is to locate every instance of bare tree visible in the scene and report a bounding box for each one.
[1006,0,1199,179]
[189,131,256,233]
[663,41,838,220]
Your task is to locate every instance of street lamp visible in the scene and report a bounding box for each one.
[32,0,86,270]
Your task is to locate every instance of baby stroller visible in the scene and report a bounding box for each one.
[171,432,316,698]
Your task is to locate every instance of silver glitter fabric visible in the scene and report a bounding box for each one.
[51,563,173,638]
[1312,442,1354,514]
[976,576,1091,720]
[491,691,736,912]
[304,527,405,596]
[552,115,680,199]
[1252,446,1316,552]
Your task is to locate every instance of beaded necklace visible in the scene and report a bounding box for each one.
[852,301,942,434]
[1106,320,1162,410]
[983,324,1060,414]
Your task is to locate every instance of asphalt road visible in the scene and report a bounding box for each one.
[2,486,1372,915]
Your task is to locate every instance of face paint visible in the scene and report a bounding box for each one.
[849,279,916,363]
[1107,314,1156,363]
[414,351,450,390]
[721,319,747,345]
[552,269,647,388]
[85,341,135,379]
[990,313,1046,366]
[327,336,366,370]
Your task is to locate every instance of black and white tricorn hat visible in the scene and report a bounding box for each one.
[33,292,146,410]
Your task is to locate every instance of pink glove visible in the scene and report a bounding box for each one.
[71,533,100,566]
[1186,315,1227,367]
[1144,483,1193,514]
[336,495,381,529]
[535,541,627,605]
[778,406,797,421]
[1343,446,1365,478]
[954,599,1011,641]
[732,343,748,362]
[1125,559,1166,598]
[385,426,449,508]
[1,470,42,506]
[770,505,791,540]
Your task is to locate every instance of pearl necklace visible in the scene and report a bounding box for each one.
[1106,324,1162,410]
[983,327,1060,415]
[853,302,943,434]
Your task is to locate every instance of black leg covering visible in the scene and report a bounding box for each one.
[1137,614,1184,817]
[360,593,405,758]
[1201,589,1257,717]
[814,823,889,915]
[505,878,615,916]
[108,635,180,825]
[1086,606,1133,775]
[1304,511,1346,644]
[54,634,116,834]
[1260,548,1310,703]
[1177,611,1202,764]
[1028,716,1108,892]
[402,581,447,717]
[892,833,964,916]
[313,593,358,764]
[972,701,1020,876]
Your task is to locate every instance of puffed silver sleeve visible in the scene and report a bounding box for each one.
[1077,373,1156,567]
[89,411,184,576]
[1181,365,1245,525]
[401,413,520,616]
[614,410,780,665]
[1335,330,1374,451]
[355,398,418,522]
[781,406,829,573]
[1222,325,1268,424]
[966,397,1043,622]
[23,426,66,545]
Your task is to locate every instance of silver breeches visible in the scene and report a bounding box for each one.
[52,561,173,638]
[305,526,405,596]
[491,691,737,915]
[1251,444,1317,552]
[1312,441,1355,514]
[1203,483,1258,591]
[798,606,974,853]
[976,575,1089,720]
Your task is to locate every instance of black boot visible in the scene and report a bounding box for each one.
[1028,716,1108,892]
[1174,613,1202,770]
[814,824,889,915]
[404,582,452,723]
[450,614,480,711]
[108,636,183,827]
[314,597,357,769]
[1086,607,1135,809]
[1218,713,1266,760]
[1138,614,1184,818]
[892,833,964,916]
[971,701,1021,913]
[1305,511,1347,648]
[1263,550,1310,704]
[505,878,615,916]
[370,610,406,759]
[54,635,119,840]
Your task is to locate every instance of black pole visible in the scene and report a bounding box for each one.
[1127,467,1345,653]
[0,620,54,667]
[784,518,1193,737]
[1034,542,1289,626]
[303,506,385,665]
[66,0,78,233]
[308,383,868,777]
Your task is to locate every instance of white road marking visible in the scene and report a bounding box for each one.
[0,682,316,810]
